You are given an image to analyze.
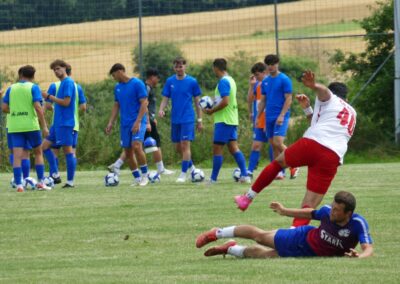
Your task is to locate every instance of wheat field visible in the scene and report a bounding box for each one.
[0,0,376,85]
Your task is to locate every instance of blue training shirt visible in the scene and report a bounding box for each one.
[162,75,202,124]
[3,81,42,104]
[53,77,76,128]
[114,78,148,127]
[261,73,292,121]
[77,84,86,104]
[218,77,231,97]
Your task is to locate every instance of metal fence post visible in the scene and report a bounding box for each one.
[394,0,400,143]
[138,0,144,79]
[274,0,280,57]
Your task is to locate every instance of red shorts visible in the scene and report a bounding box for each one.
[284,138,340,195]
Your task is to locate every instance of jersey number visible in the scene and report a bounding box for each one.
[337,107,355,136]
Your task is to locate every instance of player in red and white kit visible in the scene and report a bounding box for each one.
[235,70,357,228]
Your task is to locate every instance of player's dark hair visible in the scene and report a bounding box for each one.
[264,54,280,65]
[173,57,186,65]
[334,191,356,213]
[213,58,227,71]
[50,59,68,70]
[328,82,348,100]
[109,63,125,75]
[18,65,36,79]
[66,63,72,76]
[146,67,159,78]
[251,62,266,74]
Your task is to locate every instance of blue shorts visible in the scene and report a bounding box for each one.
[9,130,42,149]
[46,125,61,149]
[120,123,147,148]
[274,225,317,257]
[55,126,74,147]
[253,128,268,143]
[72,131,79,149]
[7,130,32,150]
[171,122,195,143]
[213,123,237,145]
[266,117,290,139]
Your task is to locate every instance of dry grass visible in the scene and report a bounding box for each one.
[0,0,377,85]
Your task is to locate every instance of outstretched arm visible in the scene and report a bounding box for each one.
[301,70,331,102]
[345,243,373,259]
[270,202,313,219]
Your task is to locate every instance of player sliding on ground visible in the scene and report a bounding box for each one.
[235,70,357,228]
[197,191,373,259]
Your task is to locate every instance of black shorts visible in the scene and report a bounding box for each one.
[144,119,161,147]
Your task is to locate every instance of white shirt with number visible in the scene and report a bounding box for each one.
[303,92,356,164]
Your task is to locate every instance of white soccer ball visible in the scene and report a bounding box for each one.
[104,173,119,187]
[23,177,38,190]
[232,168,241,182]
[43,176,55,188]
[191,168,205,182]
[199,96,214,110]
[10,177,17,188]
[147,171,161,183]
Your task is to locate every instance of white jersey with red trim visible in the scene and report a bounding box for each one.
[303,92,356,164]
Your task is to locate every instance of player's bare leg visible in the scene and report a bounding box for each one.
[133,141,149,186]
[125,147,140,186]
[271,136,288,180]
[153,147,174,175]
[176,140,191,182]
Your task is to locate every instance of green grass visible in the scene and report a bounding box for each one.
[0,164,399,283]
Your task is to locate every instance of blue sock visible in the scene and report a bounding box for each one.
[248,150,260,173]
[9,154,14,167]
[74,156,77,170]
[268,145,274,162]
[21,159,30,178]
[182,160,190,173]
[35,164,45,181]
[140,165,148,175]
[13,167,22,186]
[66,153,75,182]
[132,169,140,179]
[55,157,59,169]
[233,151,247,177]
[211,155,223,181]
[188,160,193,170]
[44,149,58,176]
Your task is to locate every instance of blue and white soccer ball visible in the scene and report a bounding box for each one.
[191,168,205,182]
[147,171,161,183]
[199,96,214,110]
[232,168,241,182]
[43,176,55,188]
[144,137,158,154]
[23,177,38,190]
[104,173,119,187]
[10,177,17,188]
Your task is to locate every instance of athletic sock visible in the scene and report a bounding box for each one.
[251,160,283,193]
[156,161,165,172]
[44,149,58,177]
[181,160,190,173]
[21,159,30,179]
[65,153,76,183]
[268,145,274,162]
[245,188,258,200]
[35,164,45,181]
[216,226,235,239]
[292,205,312,227]
[9,154,14,167]
[140,164,148,175]
[233,151,247,177]
[55,157,59,169]
[132,169,141,179]
[227,245,246,258]
[248,150,260,173]
[210,155,223,181]
[13,167,22,186]
[115,158,124,168]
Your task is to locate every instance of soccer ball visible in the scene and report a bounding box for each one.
[10,177,17,188]
[147,171,161,183]
[199,96,214,110]
[144,137,158,154]
[104,173,119,187]
[232,168,241,182]
[43,176,55,188]
[191,168,205,182]
[23,177,38,190]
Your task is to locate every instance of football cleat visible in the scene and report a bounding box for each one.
[139,175,149,186]
[52,174,62,184]
[204,240,237,257]
[239,176,251,184]
[62,183,74,189]
[275,171,285,180]
[36,183,52,191]
[107,163,121,175]
[196,228,218,248]
[234,195,252,211]
[290,167,300,179]
[159,168,175,175]
[16,186,24,193]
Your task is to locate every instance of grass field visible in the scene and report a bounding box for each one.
[0,0,377,85]
[0,163,399,283]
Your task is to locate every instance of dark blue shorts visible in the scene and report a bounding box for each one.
[253,127,268,143]
[274,225,317,257]
[55,126,74,147]
[72,130,79,149]
[120,123,147,148]
[9,130,42,149]
[7,130,32,150]
[213,123,237,144]
[266,117,289,139]
[171,122,195,143]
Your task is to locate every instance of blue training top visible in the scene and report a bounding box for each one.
[53,76,76,128]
